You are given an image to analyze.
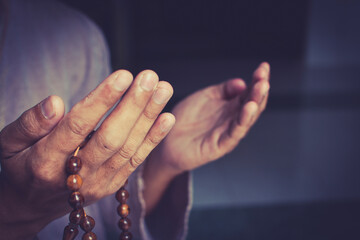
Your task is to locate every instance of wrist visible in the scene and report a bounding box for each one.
[142,147,187,215]
[146,143,186,177]
[143,152,180,190]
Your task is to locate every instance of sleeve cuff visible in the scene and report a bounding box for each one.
[136,165,193,240]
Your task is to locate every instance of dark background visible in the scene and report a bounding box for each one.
[61,0,360,239]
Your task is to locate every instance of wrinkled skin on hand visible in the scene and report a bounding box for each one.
[0,69,175,240]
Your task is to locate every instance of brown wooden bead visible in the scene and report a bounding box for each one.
[117,204,130,218]
[63,224,79,240]
[69,208,84,225]
[115,187,129,204]
[80,215,95,233]
[66,156,82,174]
[119,231,132,240]
[118,217,131,231]
[67,174,83,191]
[68,191,84,209]
[82,232,97,240]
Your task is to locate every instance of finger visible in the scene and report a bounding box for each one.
[253,62,271,112]
[0,96,64,159]
[218,101,258,152]
[238,101,258,126]
[247,80,270,104]
[108,113,176,192]
[34,70,133,157]
[245,62,270,104]
[101,81,173,171]
[81,70,159,168]
[222,78,247,100]
[250,90,269,127]
[259,91,269,113]
[252,62,270,84]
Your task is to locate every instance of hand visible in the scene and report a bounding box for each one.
[142,62,270,214]
[0,70,175,239]
[153,62,270,173]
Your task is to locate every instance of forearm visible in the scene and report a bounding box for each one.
[142,149,183,215]
[142,149,192,240]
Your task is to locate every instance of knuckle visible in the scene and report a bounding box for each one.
[131,96,146,110]
[104,160,120,171]
[145,135,161,147]
[98,85,116,107]
[95,132,119,153]
[142,108,158,121]
[129,153,144,169]
[117,144,136,160]
[66,117,91,138]
[18,112,39,138]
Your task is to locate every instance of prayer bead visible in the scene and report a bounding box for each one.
[117,204,130,218]
[119,231,132,240]
[118,218,131,231]
[116,187,129,204]
[66,156,82,174]
[82,232,97,240]
[67,174,83,191]
[80,215,95,233]
[68,191,84,209]
[63,225,79,240]
[69,208,84,225]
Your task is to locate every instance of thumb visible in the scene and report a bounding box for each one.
[0,95,65,159]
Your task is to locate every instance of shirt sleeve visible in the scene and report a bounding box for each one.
[138,167,193,240]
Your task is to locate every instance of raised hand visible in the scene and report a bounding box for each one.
[153,62,270,172]
[142,62,270,214]
[0,70,175,240]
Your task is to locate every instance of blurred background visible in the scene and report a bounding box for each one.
[62,0,360,239]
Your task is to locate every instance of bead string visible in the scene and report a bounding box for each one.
[63,131,97,240]
[63,131,132,240]
[116,181,132,240]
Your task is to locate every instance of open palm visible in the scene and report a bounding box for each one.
[155,62,270,172]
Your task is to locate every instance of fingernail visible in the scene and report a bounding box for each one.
[160,118,175,132]
[153,88,172,104]
[41,96,55,119]
[261,62,270,73]
[113,73,132,91]
[140,73,157,91]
